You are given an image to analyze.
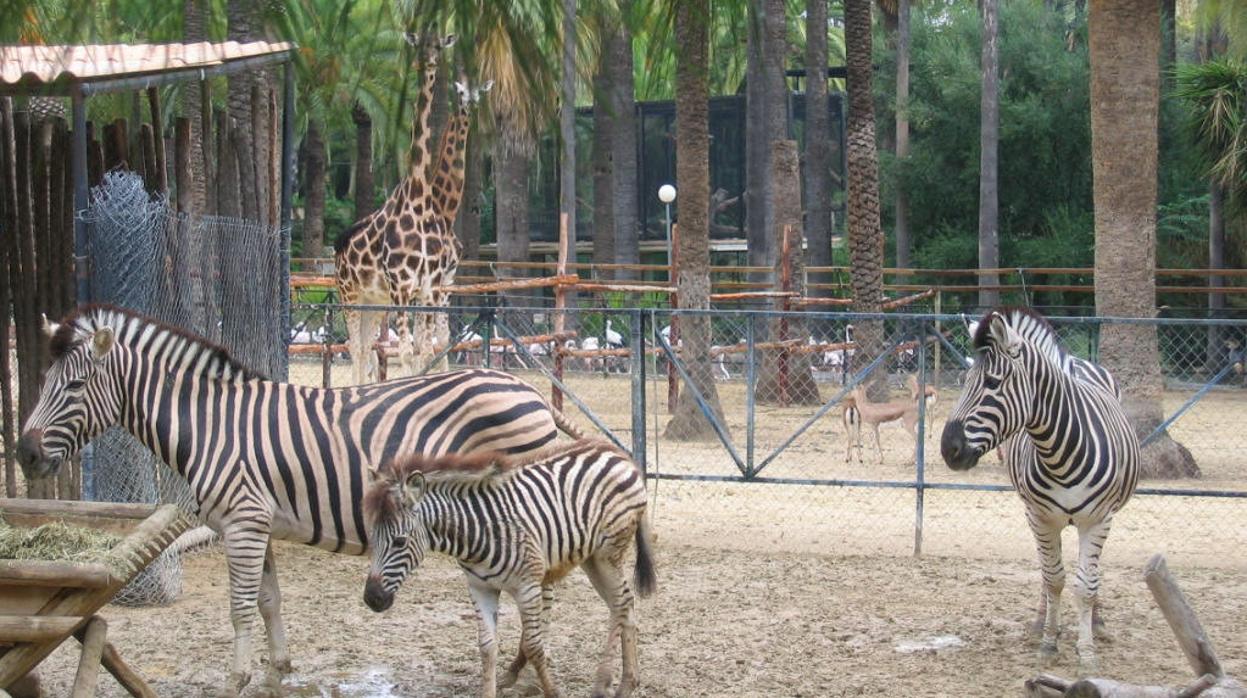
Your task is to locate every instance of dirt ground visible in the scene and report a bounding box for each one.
[32,531,1247,697]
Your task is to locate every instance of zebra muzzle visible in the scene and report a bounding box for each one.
[15,429,57,478]
[363,576,394,612]
[940,420,980,471]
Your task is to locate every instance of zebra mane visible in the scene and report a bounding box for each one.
[971,306,1065,363]
[50,304,263,381]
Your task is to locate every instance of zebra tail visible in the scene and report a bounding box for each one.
[551,406,585,439]
[633,512,657,598]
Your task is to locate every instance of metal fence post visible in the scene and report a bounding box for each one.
[914,319,929,557]
[482,310,493,369]
[630,309,647,474]
[321,305,333,388]
[746,313,757,476]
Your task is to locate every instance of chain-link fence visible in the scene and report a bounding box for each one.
[83,170,287,604]
[289,301,1247,569]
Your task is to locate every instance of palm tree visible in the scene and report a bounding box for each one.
[804,0,834,283]
[1089,0,1196,478]
[844,0,885,392]
[745,0,787,281]
[894,0,911,268]
[591,25,616,278]
[352,101,376,219]
[665,0,729,441]
[227,0,265,222]
[978,0,1000,309]
[560,0,577,273]
[609,0,640,279]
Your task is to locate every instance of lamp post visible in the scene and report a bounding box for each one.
[658,184,676,281]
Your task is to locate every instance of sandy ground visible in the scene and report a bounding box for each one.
[31,532,1247,697]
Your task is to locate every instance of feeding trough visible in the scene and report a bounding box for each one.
[0,499,191,697]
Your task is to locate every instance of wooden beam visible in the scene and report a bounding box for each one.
[0,616,82,643]
[0,561,112,589]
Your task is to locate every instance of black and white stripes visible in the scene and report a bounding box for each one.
[363,440,655,698]
[16,304,576,696]
[940,307,1138,671]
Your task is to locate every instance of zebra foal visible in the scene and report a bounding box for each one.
[15,305,581,697]
[363,440,656,698]
[941,308,1139,671]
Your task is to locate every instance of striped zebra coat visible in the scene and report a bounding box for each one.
[941,307,1139,671]
[364,440,655,698]
[15,305,581,696]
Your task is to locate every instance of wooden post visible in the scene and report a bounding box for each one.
[933,289,942,392]
[70,616,107,698]
[0,98,17,498]
[174,117,192,215]
[778,224,792,407]
[103,118,128,172]
[1144,554,1224,679]
[552,212,569,410]
[146,87,167,194]
[200,80,216,215]
[87,122,104,188]
[139,123,157,193]
[667,223,680,413]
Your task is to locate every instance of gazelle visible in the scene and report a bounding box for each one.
[843,375,937,464]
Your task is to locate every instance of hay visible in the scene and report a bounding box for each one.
[0,513,121,563]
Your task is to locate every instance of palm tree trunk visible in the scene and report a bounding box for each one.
[1089,0,1197,479]
[1206,181,1224,372]
[805,0,833,290]
[456,126,483,263]
[227,0,260,222]
[745,0,771,282]
[303,119,327,254]
[592,58,616,280]
[610,1,640,280]
[894,0,912,269]
[978,0,1000,309]
[353,103,376,220]
[665,0,728,441]
[181,0,207,218]
[844,0,886,394]
[561,0,578,310]
[495,141,531,305]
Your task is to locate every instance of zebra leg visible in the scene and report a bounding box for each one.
[1073,520,1112,673]
[258,544,292,677]
[219,524,271,698]
[582,554,640,698]
[466,580,501,698]
[502,584,554,688]
[1027,514,1064,663]
[514,581,561,698]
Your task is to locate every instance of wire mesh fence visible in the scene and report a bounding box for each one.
[290,301,1247,569]
[83,170,287,604]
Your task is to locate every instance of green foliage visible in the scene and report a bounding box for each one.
[1175,59,1247,204]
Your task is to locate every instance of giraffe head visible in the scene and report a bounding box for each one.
[454,78,494,107]
[403,32,456,66]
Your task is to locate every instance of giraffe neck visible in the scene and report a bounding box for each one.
[432,105,470,222]
[402,57,441,206]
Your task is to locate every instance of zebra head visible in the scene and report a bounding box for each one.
[17,313,125,479]
[940,311,1035,471]
[363,468,431,612]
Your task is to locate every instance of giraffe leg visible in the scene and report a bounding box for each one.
[1028,512,1064,665]
[433,302,451,373]
[513,581,561,698]
[258,544,292,683]
[1074,519,1112,674]
[582,550,640,698]
[359,310,382,384]
[466,579,501,698]
[219,522,272,698]
[345,307,366,385]
[394,304,418,377]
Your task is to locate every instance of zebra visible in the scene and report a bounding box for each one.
[363,439,656,698]
[14,304,584,697]
[940,307,1139,671]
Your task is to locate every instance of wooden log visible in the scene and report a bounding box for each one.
[69,617,107,698]
[0,498,159,520]
[708,291,800,301]
[552,212,570,410]
[790,296,854,307]
[174,117,192,215]
[0,100,12,498]
[1024,673,1071,698]
[87,123,104,188]
[139,123,157,193]
[0,561,112,589]
[99,640,157,698]
[146,87,167,194]
[51,117,72,319]
[883,288,936,310]
[1144,554,1223,679]
[447,274,578,295]
[573,282,677,294]
[0,616,82,643]
[103,118,128,172]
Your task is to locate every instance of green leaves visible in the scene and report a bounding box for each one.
[1175,59,1247,200]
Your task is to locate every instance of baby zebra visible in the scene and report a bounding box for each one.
[363,440,656,698]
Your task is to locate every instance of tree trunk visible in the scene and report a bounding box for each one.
[978,0,1000,309]
[353,103,376,220]
[1089,0,1197,479]
[1206,181,1225,372]
[1161,0,1176,88]
[592,57,617,280]
[561,0,578,302]
[894,0,912,269]
[456,124,483,263]
[303,119,327,254]
[844,0,887,396]
[495,141,531,305]
[805,0,833,294]
[610,0,640,280]
[227,0,260,221]
[745,0,771,282]
[181,0,207,218]
[758,140,820,406]
[666,0,728,441]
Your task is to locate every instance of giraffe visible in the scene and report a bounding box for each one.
[423,77,493,365]
[334,33,458,383]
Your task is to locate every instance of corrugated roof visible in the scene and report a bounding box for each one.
[0,41,293,86]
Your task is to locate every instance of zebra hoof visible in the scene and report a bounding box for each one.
[216,671,250,698]
[271,658,293,675]
[1077,654,1100,677]
[1093,621,1112,643]
[1037,641,1059,666]
[499,671,520,689]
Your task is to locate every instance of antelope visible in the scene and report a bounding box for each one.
[843,375,937,464]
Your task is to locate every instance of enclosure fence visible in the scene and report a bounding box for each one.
[290,301,1247,569]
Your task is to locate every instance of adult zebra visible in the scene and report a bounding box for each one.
[15,304,583,697]
[941,307,1139,671]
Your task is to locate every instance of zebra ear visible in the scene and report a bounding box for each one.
[41,313,59,339]
[988,315,1020,357]
[91,327,115,360]
[402,471,426,507]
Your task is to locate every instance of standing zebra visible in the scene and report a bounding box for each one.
[363,440,655,698]
[940,308,1139,671]
[14,305,583,697]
